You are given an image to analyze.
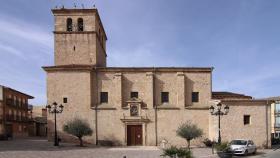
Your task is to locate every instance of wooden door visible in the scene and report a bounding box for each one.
[127,125,142,146]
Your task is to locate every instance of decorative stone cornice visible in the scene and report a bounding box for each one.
[43,65,214,73]
[177,72,185,76]
[97,67,213,73]
[42,64,94,72]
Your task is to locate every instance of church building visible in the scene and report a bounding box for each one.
[43,8,272,147]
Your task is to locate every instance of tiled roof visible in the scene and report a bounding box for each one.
[212,91,252,100]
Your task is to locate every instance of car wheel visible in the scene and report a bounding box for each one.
[253,149,256,155]
[244,150,248,156]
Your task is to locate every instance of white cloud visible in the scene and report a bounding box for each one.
[0,14,52,105]
[0,14,52,53]
[214,65,280,97]
[0,43,26,59]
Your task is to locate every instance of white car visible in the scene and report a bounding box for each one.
[229,139,257,155]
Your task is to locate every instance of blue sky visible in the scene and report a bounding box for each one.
[0,0,279,105]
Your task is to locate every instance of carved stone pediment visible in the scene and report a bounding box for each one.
[123,98,146,116]
[124,98,147,109]
[126,97,142,103]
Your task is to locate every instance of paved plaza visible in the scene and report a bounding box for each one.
[0,138,278,158]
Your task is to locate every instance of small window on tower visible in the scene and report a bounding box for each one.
[244,115,251,125]
[77,18,83,31]
[63,97,68,103]
[66,18,73,31]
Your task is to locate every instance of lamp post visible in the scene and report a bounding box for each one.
[209,103,229,144]
[46,102,64,146]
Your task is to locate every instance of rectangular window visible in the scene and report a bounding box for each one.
[244,115,251,125]
[63,97,68,103]
[275,117,280,127]
[276,103,280,113]
[130,92,138,98]
[161,92,169,103]
[192,92,199,102]
[100,92,108,103]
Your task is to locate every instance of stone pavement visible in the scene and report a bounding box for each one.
[0,138,217,158]
[0,138,273,158]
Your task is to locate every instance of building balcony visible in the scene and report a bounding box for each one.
[6,99,14,106]
[22,104,28,110]
[5,114,15,122]
[16,100,20,107]
[5,115,28,122]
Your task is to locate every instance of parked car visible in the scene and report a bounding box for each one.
[229,139,257,155]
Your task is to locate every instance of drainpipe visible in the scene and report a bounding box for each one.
[2,88,6,135]
[153,68,158,146]
[95,67,98,145]
[266,100,270,148]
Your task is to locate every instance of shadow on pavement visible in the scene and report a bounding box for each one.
[0,137,99,151]
[231,151,267,158]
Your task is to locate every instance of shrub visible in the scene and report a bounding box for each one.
[162,146,178,157]
[176,147,192,158]
[176,121,203,150]
[161,146,192,158]
[214,142,230,152]
[272,138,280,145]
[203,138,216,147]
[63,118,93,147]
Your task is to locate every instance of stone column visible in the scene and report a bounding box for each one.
[177,72,185,107]
[146,72,154,108]
[114,72,123,108]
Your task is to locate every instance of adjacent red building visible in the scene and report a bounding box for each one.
[0,85,34,138]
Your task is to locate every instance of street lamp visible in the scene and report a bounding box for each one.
[46,102,64,146]
[209,102,229,144]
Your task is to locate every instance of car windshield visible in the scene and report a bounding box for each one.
[230,140,247,145]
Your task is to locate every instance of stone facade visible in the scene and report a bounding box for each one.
[43,8,271,147]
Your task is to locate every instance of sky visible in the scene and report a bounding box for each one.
[0,0,279,105]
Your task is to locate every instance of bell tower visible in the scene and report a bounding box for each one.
[52,8,107,67]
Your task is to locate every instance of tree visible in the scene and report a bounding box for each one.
[176,121,203,150]
[63,118,93,147]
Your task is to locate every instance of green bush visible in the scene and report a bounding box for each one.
[176,147,192,158]
[214,142,229,152]
[162,146,178,157]
[161,146,192,158]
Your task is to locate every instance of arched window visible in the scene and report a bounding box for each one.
[66,18,73,31]
[78,18,84,31]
